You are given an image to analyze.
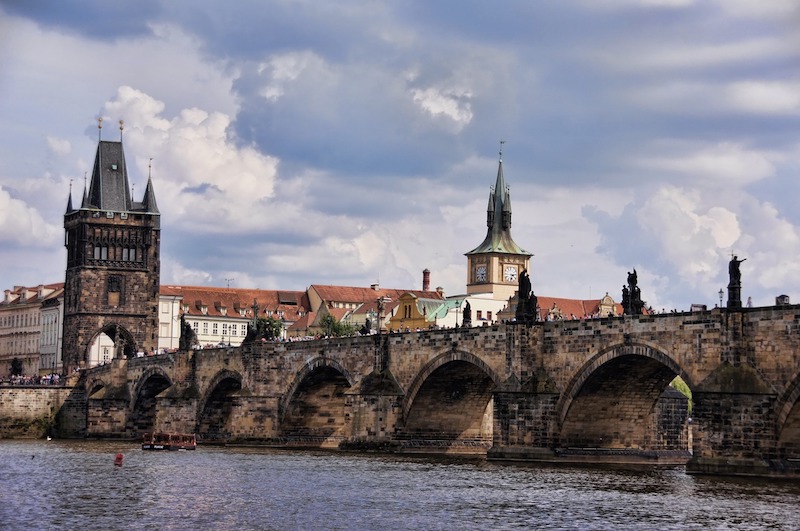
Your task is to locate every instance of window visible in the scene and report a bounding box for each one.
[487,311,492,321]
[222,323,228,336]
[477,310,483,320]
[192,321,198,332]
[202,322,208,334]
[212,323,218,335]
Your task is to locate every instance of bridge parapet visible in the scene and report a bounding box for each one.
[69,306,800,476]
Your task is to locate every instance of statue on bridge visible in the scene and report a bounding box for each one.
[728,255,746,286]
[462,301,472,328]
[515,269,538,324]
[622,269,645,315]
[726,255,746,308]
[179,313,197,351]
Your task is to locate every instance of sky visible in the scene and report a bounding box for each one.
[0,0,798,311]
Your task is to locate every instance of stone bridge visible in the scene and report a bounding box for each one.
[72,306,800,476]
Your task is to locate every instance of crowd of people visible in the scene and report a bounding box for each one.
[0,373,61,386]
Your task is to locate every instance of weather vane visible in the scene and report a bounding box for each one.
[119,119,124,141]
[499,139,505,160]
[97,117,103,140]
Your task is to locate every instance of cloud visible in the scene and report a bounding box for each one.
[0,186,60,247]
[1,1,799,312]
[631,141,777,187]
[726,81,800,114]
[46,137,71,156]
[99,86,279,233]
[410,86,474,131]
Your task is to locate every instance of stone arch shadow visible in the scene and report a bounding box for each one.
[402,349,503,423]
[196,369,244,419]
[555,341,692,429]
[278,357,356,423]
[128,366,173,435]
[775,368,800,457]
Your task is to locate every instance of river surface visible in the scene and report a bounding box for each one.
[2,440,799,530]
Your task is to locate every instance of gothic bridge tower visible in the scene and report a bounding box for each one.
[465,149,532,302]
[62,126,160,372]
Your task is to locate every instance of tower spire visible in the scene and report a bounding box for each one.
[97,117,103,141]
[119,119,124,142]
[466,145,529,256]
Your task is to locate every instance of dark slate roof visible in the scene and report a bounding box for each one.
[466,158,530,256]
[78,140,159,214]
[86,141,132,211]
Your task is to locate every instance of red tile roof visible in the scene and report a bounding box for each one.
[310,285,444,306]
[159,285,310,321]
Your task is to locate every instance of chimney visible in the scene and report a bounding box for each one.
[370,283,380,291]
[422,268,431,291]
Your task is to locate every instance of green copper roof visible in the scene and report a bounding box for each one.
[466,158,530,256]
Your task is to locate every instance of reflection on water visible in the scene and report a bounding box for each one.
[2,440,799,530]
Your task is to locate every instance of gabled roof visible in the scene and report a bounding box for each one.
[1,283,64,307]
[309,285,445,305]
[466,156,530,257]
[535,296,622,320]
[159,285,310,321]
[397,292,450,323]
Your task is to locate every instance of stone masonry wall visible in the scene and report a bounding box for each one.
[0,387,73,438]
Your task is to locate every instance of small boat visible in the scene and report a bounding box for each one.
[142,432,197,451]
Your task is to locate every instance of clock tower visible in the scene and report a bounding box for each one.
[465,149,531,301]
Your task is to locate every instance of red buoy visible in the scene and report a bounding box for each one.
[114,453,124,467]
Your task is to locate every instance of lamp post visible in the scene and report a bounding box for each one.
[719,288,724,308]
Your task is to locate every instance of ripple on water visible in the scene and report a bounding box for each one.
[1,441,799,530]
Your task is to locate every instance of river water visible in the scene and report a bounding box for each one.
[2,440,799,530]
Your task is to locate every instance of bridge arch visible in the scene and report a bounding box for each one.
[85,375,108,398]
[775,369,800,458]
[556,341,692,450]
[279,357,355,442]
[401,350,502,443]
[196,369,243,442]
[403,350,502,420]
[128,367,173,435]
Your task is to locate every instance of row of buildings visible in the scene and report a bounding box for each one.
[0,137,621,376]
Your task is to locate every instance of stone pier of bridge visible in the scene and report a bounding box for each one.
[66,306,800,477]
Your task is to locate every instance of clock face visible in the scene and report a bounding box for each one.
[504,266,518,282]
[475,266,487,282]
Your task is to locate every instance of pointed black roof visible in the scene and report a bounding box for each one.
[466,156,530,256]
[75,139,159,214]
[86,141,132,211]
[64,190,74,214]
[138,176,159,214]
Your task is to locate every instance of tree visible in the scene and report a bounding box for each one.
[320,314,355,337]
[670,376,693,413]
[10,357,23,376]
[243,316,284,343]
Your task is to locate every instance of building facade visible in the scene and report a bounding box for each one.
[0,284,63,376]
